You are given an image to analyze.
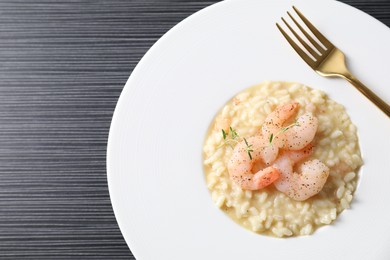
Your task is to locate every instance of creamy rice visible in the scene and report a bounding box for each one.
[203,81,362,237]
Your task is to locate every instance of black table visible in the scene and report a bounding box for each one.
[0,0,388,259]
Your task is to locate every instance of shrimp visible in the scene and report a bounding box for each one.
[262,102,300,142]
[290,160,330,201]
[272,144,330,201]
[227,136,280,190]
[279,112,318,150]
[261,102,318,152]
[273,144,314,192]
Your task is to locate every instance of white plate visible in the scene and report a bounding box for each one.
[107,0,390,259]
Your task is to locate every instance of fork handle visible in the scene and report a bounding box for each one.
[344,73,390,117]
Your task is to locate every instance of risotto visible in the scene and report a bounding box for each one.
[203,81,362,237]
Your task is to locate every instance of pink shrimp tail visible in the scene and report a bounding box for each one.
[253,167,280,189]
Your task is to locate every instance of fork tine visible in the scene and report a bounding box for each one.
[281,17,319,59]
[276,22,316,67]
[292,6,333,49]
[287,11,325,52]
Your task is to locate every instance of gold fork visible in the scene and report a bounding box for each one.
[276,6,390,117]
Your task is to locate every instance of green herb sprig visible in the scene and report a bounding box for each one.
[243,138,253,160]
[219,127,240,148]
[230,127,239,139]
[219,127,255,160]
[222,129,227,140]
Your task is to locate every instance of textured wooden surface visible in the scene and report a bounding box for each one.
[0,0,388,259]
